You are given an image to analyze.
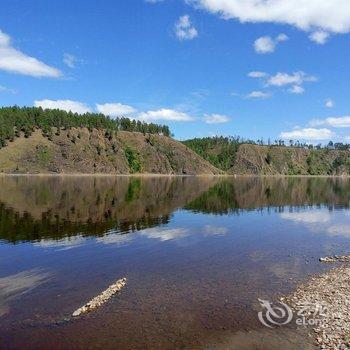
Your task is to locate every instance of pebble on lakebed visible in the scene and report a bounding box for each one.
[72,277,127,317]
[319,255,350,263]
[284,256,350,349]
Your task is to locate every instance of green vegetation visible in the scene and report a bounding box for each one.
[183,136,350,175]
[0,106,171,148]
[182,136,240,171]
[125,147,142,173]
[36,145,52,166]
[306,150,332,175]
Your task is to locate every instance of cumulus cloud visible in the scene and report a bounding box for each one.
[279,127,333,140]
[267,71,317,87]
[310,116,350,128]
[289,85,305,94]
[96,103,136,117]
[34,99,92,114]
[174,15,198,40]
[138,108,195,122]
[254,36,275,53]
[248,71,267,78]
[248,71,316,94]
[0,29,61,78]
[186,0,350,42]
[254,33,288,54]
[325,99,334,108]
[246,90,271,99]
[204,114,230,124]
[276,33,288,42]
[309,30,330,44]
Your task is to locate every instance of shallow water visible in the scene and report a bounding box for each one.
[0,176,350,349]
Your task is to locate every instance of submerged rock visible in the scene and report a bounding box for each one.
[319,255,350,263]
[72,277,127,317]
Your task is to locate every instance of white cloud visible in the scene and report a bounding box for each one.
[34,99,92,114]
[254,33,288,54]
[267,71,317,87]
[63,53,77,68]
[174,15,198,40]
[310,116,350,128]
[246,90,271,99]
[139,227,189,241]
[279,127,333,140]
[0,269,51,317]
[96,232,134,246]
[137,108,195,122]
[276,33,288,42]
[289,85,305,94]
[280,211,331,224]
[187,0,350,41]
[254,36,275,54]
[204,114,230,124]
[145,0,164,3]
[96,103,136,117]
[325,99,334,108]
[34,236,85,250]
[0,29,61,78]
[248,71,267,78]
[309,30,330,44]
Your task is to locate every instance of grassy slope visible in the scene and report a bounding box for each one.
[0,128,221,175]
[183,140,350,175]
[230,144,350,175]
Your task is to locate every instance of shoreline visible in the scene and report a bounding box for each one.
[285,260,350,349]
[0,173,350,178]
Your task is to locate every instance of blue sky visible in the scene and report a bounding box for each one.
[1,0,350,142]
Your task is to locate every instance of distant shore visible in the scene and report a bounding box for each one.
[0,173,350,178]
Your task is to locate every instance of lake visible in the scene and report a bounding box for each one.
[1,175,350,349]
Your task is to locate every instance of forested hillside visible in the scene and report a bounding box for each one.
[0,106,171,148]
[182,137,241,171]
[184,137,350,175]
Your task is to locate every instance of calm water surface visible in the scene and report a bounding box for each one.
[1,176,350,349]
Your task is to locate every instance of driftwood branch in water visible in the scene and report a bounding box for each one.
[72,277,127,317]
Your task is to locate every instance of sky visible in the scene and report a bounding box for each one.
[0,0,350,142]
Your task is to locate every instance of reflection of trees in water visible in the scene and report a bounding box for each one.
[0,176,219,243]
[0,176,349,243]
[185,177,350,215]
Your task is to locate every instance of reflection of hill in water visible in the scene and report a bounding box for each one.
[1,176,349,243]
[0,176,219,243]
[185,177,350,214]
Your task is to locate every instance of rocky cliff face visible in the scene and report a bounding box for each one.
[230,144,350,175]
[0,129,221,175]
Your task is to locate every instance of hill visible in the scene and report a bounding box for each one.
[231,143,350,175]
[0,106,220,175]
[0,128,220,174]
[184,137,350,176]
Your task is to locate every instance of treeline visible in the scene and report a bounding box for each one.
[256,138,350,151]
[0,106,172,148]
